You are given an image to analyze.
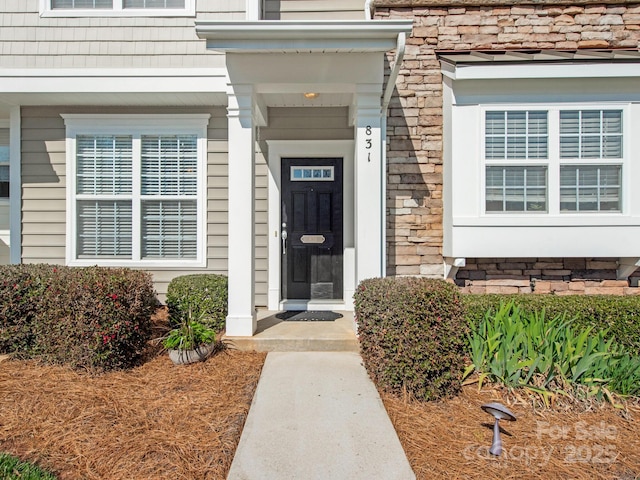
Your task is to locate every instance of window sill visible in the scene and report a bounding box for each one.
[67,258,207,269]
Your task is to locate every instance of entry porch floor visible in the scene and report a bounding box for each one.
[222,310,359,352]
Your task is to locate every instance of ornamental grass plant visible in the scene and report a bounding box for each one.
[465,301,640,405]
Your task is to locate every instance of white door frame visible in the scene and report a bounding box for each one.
[266,140,355,311]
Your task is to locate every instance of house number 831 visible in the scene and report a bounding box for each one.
[365,125,372,162]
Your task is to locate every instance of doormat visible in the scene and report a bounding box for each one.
[276,311,343,322]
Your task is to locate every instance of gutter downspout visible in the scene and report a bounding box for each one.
[364,0,373,20]
[380,32,406,276]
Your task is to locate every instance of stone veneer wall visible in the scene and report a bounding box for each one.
[374,0,640,294]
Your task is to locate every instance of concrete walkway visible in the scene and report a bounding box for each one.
[227,352,415,480]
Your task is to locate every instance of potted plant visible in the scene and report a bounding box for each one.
[163,320,219,365]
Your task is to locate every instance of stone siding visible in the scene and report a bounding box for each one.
[376,1,640,291]
[457,258,640,295]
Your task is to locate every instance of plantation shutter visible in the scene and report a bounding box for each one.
[560,110,622,159]
[485,111,547,160]
[141,135,197,258]
[123,0,184,7]
[76,135,133,258]
[52,0,113,8]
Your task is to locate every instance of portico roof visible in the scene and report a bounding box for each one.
[195,20,414,53]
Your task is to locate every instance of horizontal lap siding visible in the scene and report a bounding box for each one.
[261,107,353,141]
[263,0,365,19]
[20,106,234,301]
[0,0,244,68]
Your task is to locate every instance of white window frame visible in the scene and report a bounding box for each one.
[63,114,209,268]
[40,0,195,17]
[481,104,629,217]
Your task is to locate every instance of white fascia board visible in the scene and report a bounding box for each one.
[443,62,640,81]
[195,20,414,53]
[0,68,227,94]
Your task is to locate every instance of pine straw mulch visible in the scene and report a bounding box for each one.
[0,344,265,479]
[382,384,640,480]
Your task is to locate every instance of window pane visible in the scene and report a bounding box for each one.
[52,0,113,8]
[77,135,132,195]
[581,111,601,134]
[560,165,621,212]
[142,200,197,258]
[141,135,197,196]
[603,135,622,158]
[0,166,8,198]
[77,200,132,257]
[124,0,184,7]
[560,110,623,159]
[485,110,547,160]
[507,111,526,135]
[485,166,547,213]
[506,137,526,159]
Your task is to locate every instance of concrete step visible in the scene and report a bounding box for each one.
[223,311,360,353]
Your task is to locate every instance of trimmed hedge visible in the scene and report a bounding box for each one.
[0,264,157,370]
[166,274,228,332]
[355,277,468,401]
[462,294,640,356]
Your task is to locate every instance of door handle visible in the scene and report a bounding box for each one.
[281,222,288,255]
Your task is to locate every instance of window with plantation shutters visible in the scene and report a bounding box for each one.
[140,135,197,258]
[44,0,193,15]
[64,115,208,267]
[484,107,625,215]
[484,110,549,213]
[76,135,133,257]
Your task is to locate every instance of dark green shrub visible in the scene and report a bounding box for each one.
[166,274,228,332]
[0,264,157,371]
[0,264,51,352]
[462,294,640,355]
[354,277,468,401]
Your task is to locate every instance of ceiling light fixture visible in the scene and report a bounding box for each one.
[303,92,319,99]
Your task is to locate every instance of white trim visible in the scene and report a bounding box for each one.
[9,108,20,264]
[63,114,209,268]
[0,69,227,95]
[40,0,195,17]
[246,0,260,20]
[266,140,355,312]
[442,62,640,81]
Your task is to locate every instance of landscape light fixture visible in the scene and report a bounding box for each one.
[303,92,319,99]
[481,402,517,456]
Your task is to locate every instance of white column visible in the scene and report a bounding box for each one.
[245,0,260,20]
[225,85,257,336]
[354,89,383,283]
[9,106,21,264]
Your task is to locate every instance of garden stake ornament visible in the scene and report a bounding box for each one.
[481,402,517,456]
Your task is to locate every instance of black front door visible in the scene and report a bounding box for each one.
[281,158,343,300]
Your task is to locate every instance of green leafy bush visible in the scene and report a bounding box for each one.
[0,264,157,371]
[466,301,640,402]
[462,294,640,355]
[163,321,217,351]
[166,274,228,332]
[354,277,468,401]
